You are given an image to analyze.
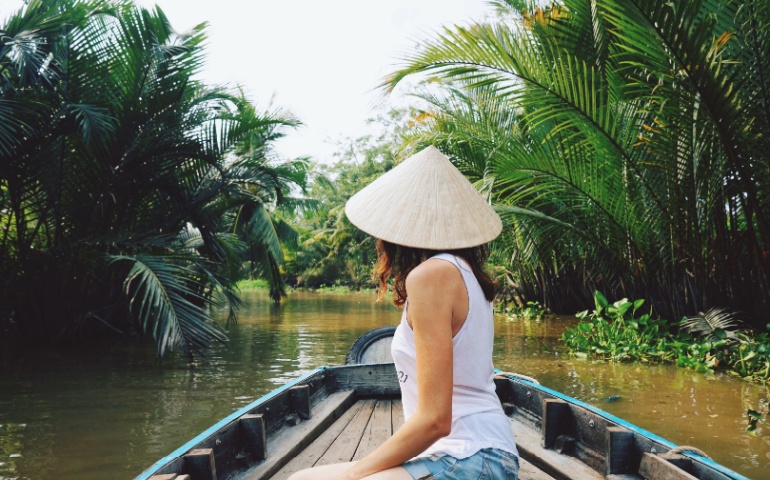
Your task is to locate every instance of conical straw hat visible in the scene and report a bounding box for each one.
[345,146,502,249]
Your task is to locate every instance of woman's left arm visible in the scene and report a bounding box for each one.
[332,261,460,479]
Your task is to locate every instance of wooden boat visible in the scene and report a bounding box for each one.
[136,327,749,480]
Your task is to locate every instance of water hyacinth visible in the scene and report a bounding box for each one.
[562,291,770,384]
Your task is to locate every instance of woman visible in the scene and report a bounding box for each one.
[289,146,519,480]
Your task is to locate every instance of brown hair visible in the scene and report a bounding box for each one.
[373,239,496,307]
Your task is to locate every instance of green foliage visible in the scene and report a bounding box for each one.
[679,308,742,343]
[562,291,674,362]
[501,301,548,321]
[719,332,770,382]
[671,312,770,378]
[671,339,723,374]
[562,292,770,383]
[0,0,305,358]
[384,0,770,328]
[236,278,270,290]
[283,109,418,291]
[311,285,367,295]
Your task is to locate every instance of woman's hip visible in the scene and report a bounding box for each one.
[402,448,519,480]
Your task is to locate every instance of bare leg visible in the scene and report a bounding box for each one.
[287,461,413,480]
[361,465,414,479]
[287,462,355,480]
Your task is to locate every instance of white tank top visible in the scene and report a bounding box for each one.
[391,253,518,459]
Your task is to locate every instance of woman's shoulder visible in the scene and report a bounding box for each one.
[406,257,463,290]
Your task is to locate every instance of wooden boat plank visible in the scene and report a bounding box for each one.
[606,426,638,476]
[241,389,356,480]
[315,399,377,466]
[270,400,368,478]
[510,415,603,480]
[687,461,740,480]
[153,416,242,477]
[270,397,561,480]
[326,364,400,397]
[240,414,267,461]
[639,452,699,480]
[183,449,216,480]
[137,370,331,479]
[503,375,750,480]
[569,402,616,472]
[352,399,392,461]
[256,371,328,437]
[518,456,557,480]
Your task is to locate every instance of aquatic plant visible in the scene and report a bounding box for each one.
[562,291,770,383]
[561,291,674,362]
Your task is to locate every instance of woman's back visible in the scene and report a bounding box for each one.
[391,253,518,459]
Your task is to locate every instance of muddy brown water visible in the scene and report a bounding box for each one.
[0,290,768,479]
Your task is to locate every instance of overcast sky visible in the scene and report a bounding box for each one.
[1,1,492,162]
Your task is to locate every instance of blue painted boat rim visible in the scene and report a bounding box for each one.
[495,370,750,480]
[133,366,329,480]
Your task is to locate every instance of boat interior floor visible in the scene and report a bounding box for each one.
[266,397,577,480]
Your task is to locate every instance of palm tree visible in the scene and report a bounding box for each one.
[211,104,312,302]
[384,0,770,327]
[0,0,303,358]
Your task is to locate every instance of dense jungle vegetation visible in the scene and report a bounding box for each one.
[2,0,770,363]
[0,0,310,358]
[383,0,770,331]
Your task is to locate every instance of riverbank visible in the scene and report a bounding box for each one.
[237,279,376,295]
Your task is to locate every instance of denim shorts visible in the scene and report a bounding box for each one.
[402,448,519,479]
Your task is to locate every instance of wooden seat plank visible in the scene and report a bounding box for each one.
[270,400,368,478]
[314,399,377,466]
[510,416,603,480]
[518,456,557,480]
[353,400,392,461]
[639,452,699,480]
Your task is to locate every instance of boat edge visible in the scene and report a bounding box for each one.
[133,366,329,480]
[495,369,751,480]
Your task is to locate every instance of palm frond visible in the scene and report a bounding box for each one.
[680,307,743,342]
[0,0,307,356]
[383,0,770,322]
[109,252,227,359]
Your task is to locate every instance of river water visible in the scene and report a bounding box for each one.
[0,290,768,479]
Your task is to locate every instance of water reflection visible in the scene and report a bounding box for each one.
[0,290,767,479]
